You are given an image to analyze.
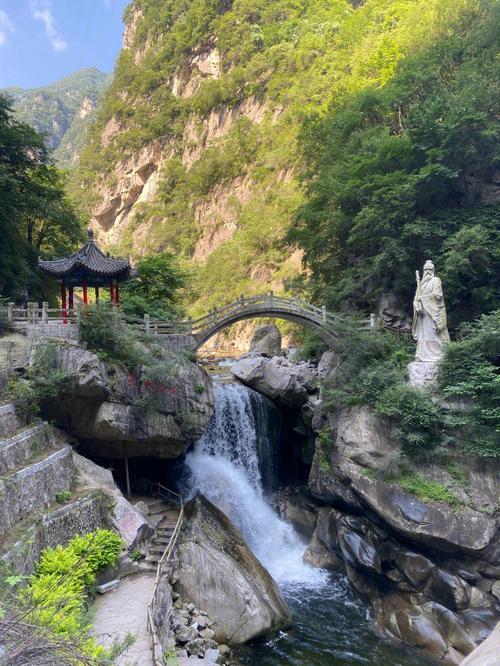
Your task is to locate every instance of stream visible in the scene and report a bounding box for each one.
[183,381,432,666]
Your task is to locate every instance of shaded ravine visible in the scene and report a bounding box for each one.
[183,382,433,666]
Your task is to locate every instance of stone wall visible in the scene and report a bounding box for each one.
[0,446,76,538]
[1,492,105,575]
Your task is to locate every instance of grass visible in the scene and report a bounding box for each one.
[390,472,461,508]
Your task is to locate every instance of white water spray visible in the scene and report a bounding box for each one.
[186,383,326,588]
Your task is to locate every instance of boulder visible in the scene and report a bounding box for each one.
[350,474,497,555]
[282,492,320,538]
[249,324,282,356]
[73,452,153,547]
[428,569,471,611]
[33,339,214,458]
[173,494,292,644]
[395,550,435,589]
[231,356,312,407]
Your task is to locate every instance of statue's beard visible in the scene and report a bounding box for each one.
[422,272,433,283]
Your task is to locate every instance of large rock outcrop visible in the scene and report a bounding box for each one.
[231,354,315,408]
[303,397,500,664]
[172,495,292,644]
[249,324,282,356]
[73,453,153,548]
[33,339,214,458]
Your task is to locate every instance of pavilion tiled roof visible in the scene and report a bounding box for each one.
[38,229,132,279]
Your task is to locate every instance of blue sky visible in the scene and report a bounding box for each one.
[0,0,130,89]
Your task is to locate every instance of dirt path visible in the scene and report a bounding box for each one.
[91,573,155,666]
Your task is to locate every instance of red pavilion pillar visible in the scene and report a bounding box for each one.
[82,281,88,307]
[68,285,75,317]
[61,280,67,324]
[115,281,120,306]
[109,279,115,305]
[95,286,99,304]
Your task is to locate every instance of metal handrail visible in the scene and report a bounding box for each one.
[145,483,185,666]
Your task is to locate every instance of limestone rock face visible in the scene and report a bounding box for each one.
[172,495,292,644]
[231,355,314,407]
[249,324,282,356]
[33,339,214,458]
[73,453,153,547]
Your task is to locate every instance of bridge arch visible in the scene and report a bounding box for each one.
[184,295,365,351]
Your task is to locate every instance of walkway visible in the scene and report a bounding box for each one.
[91,573,155,666]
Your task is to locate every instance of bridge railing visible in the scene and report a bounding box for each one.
[3,294,374,337]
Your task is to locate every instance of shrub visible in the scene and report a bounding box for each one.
[324,312,499,458]
[79,306,146,370]
[4,375,39,423]
[17,529,123,661]
[55,490,71,504]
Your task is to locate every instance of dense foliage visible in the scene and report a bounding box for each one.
[291,1,500,327]
[121,251,187,320]
[0,93,83,302]
[325,311,500,458]
[74,0,486,314]
[0,530,123,663]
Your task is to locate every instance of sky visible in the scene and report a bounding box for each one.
[0,0,130,89]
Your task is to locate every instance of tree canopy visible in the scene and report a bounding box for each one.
[0,93,82,301]
[290,1,500,329]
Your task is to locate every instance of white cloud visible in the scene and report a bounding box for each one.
[0,10,15,46]
[29,0,67,52]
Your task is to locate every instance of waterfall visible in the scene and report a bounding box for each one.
[185,383,326,588]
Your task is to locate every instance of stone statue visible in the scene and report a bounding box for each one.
[412,260,450,363]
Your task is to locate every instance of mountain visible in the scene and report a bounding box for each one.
[73,0,499,317]
[5,68,111,166]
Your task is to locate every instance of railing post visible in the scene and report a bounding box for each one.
[154,321,158,336]
[322,305,327,324]
[239,294,244,309]
[269,290,274,307]
[370,313,376,330]
[7,302,14,322]
[144,313,150,334]
[42,302,48,324]
[187,316,193,334]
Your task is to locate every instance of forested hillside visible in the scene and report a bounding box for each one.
[5,68,110,166]
[74,0,499,323]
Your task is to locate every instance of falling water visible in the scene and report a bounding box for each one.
[184,381,432,666]
[185,382,325,587]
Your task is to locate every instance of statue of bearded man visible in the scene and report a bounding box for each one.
[412,260,450,363]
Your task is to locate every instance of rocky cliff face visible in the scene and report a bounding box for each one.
[76,0,451,314]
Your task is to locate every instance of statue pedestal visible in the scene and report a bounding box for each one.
[408,361,438,388]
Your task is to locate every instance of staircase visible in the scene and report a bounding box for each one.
[139,496,181,572]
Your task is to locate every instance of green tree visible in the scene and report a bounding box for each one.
[121,252,187,319]
[290,1,500,328]
[0,93,83,301]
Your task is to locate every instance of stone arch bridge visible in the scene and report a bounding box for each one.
[6,294,374,351]
[127,294,374,351]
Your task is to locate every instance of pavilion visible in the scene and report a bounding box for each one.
[38,229,133,309]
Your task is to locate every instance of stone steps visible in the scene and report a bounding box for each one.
[0,404,18,439]
[0,423,55,475]
[0,446,76,538]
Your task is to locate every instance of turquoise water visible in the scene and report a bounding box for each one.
[235,574,434,666]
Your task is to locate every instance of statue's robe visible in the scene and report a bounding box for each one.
[412,275,450,363]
